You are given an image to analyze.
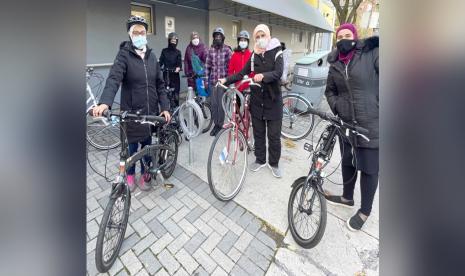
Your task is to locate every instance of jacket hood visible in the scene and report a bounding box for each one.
[328,36,379,64]
[266,38,281,51]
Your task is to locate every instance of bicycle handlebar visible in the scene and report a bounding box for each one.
[308,107,369,136]
[89,109,167,124]
[216,75,261,90]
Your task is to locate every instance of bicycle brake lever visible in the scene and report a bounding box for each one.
[356,132,370,142]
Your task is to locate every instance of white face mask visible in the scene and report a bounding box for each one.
[239,41,248,49]
[192,38,200,46]
[257,38,268,49]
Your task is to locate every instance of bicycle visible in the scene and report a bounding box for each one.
[86,67,121,150]
[207,76,260,201]
[281,71,294,91]
[287,107,369,248]
[91,109,178,273]
[182,73,213,133]
[281,90,315,141]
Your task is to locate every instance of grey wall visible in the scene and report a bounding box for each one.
[87,0,209,93]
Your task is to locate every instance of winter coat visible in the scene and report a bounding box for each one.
[159,46,182,71]
[99,41,170,143]
[184,42,208,88]
[228,48,252,92]
[325,36,379,148]
[205,44,233,85]
[226,38,284,121]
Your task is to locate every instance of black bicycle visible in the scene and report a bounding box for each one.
[92,109,178,273]
[287,108,370,248]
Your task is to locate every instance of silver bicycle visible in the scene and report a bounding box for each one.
[86,67,121,150]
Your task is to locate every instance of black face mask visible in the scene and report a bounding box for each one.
[169,42,177,49]
[213,38,223,47]
[336,39,356,54]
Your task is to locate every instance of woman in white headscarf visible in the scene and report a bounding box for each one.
[219,24,284,178]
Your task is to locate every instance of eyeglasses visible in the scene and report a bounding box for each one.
[132,31,146,36]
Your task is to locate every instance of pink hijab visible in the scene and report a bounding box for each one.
[253,24,271,54]
[336,23,358,65]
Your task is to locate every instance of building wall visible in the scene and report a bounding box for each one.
[208,11,316,64]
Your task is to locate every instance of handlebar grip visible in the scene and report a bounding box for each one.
[144,115,167,123]
[355,126,369,135]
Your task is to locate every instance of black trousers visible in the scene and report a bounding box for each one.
[251,117,282,167]
[339,137,379,216]
[163,71,180,108]
[211,85,225,127]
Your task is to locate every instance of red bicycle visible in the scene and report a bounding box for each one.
[207,76,261,201]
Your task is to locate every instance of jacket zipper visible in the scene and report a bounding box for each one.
[143,58,150,135]
[344,59,351,80]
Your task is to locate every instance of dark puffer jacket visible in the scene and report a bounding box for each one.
[99,41,170,143]
[325,36,379,148]
[225,40,284,121]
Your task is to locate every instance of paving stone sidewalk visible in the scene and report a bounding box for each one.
[86,150,282,276]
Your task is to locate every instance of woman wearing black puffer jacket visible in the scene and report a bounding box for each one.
[93,16,171,192]
[324,23,379,232]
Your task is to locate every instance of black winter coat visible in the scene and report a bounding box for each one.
[226,46,284,121]
[325,36,379,148]
[99,41,170,143]
[159,46,182,70]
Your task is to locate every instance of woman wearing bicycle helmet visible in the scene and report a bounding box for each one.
[220,24,284,178]
[160,32,182,109]
[324,23,379,231]
[93,15,171,192]
[228,30,252,93]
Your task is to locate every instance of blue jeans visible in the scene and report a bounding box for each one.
[127,137,152,175]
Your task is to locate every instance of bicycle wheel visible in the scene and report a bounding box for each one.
[201,102,213,133]
[207,127,248,201]
[281,94,314,140]
[159,130,178,178]
[95,184,131,272]
[288,177,327,249]
[86,114,121,150]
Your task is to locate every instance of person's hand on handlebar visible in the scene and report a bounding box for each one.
[175,67,181,73]
[160,110,171,122]
[218,78,226,85]
[253,74,264,83]
[93,104,109,117]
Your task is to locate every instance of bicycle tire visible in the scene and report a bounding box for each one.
[86,114,121,150]
[178,100,204,139]
[281,94,314,141]
[201,102,213,133]
[288,177,327,249]
[159,130,178,178]
[222,90,244,120]
[95,184,131,272]
[207,127,248,201]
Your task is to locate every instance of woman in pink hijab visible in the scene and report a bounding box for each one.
[220,24,285,178]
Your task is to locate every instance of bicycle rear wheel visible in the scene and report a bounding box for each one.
[201,102,213,133]
[95,184,131,272]
[288,177,327,249]
[207,127,248,201]
[159,130,178,178]
[281,94,314,140]
[86,114,121,150]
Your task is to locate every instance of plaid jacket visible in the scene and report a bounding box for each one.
[205,44,232,85]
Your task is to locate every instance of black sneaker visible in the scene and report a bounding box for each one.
[325,195,354,208]
[210,126,218,136]
[346,211,367,231]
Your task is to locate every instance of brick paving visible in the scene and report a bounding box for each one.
[86,146,279,275]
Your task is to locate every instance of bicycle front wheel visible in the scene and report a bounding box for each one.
[207,127,248,201]
[288,177,327,249]
[201,102,213,133]
[281,94,314,140]
[95,184,131,272]
[86,114,121,150]
[159,130,178,178]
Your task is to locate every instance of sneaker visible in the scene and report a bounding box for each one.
[138,173,152,191]
[268,164,282,178]
[127,175,136,192]
[346,211,367,231]
[209,126,218,136]
[249,162,266,172]
[325,195,354,208]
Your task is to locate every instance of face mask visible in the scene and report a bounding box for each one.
[257,38,268,49]
[132,35,147,49]
[336,39,356,54]
[192,38,200,46]
[214,38,223,46]
[239,41,248,49]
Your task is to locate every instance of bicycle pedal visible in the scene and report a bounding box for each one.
[304,143,313,152]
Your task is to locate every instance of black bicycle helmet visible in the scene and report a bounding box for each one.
[168,32,179,43]
[212,27,225,38]
[237,30,250,41]
[127,15,148,31]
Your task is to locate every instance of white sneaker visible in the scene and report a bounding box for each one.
[268,164,282,178]
[249,162,266,172]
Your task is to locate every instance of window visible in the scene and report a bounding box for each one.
[131,2,154,34]
[232,21,241,39]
